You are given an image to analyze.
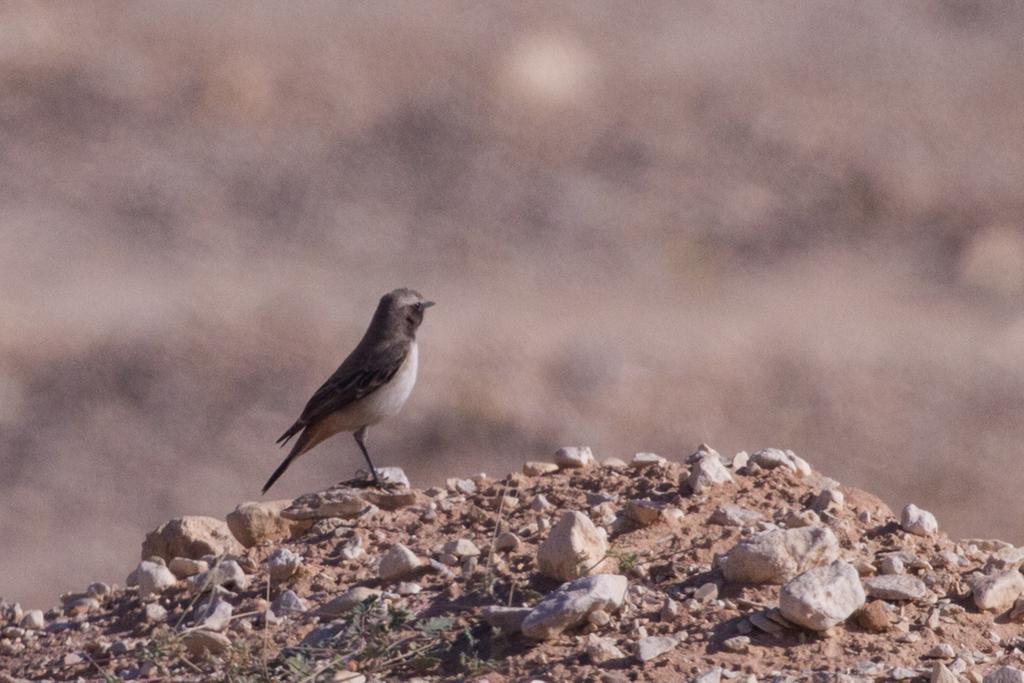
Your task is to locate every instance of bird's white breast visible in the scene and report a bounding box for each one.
[322,341,419,433]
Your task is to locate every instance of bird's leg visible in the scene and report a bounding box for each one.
[353,426,383,487]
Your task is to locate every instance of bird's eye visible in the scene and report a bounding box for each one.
[413,302,423,312]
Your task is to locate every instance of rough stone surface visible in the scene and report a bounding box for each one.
[631,452,667,468]
[749,448,811,475]
[227,500,303,547]
[586,634,625,664]
[537,511,609,581]
[135,560,177,599]
[282,487,370,520]
[269,589,306,618]
[973,570,1024,612]
[317,587,382,617]
[986,667,1024,683]
[378,543,424,581]
[189,560,248,594]
[20,610,44,630]
[779,560,866,631]
[141,516,243,562]
[442,538,481,558]
[554,446,595,469]
[523,461,559,476]
[709,505,762,527]
[144,602,167,623]
[862,574,928,601]
[901,504,939,537]
[521,574,628,639]
[267,547,303,581]
[721,526,839,584]
[636,635,678,662]
[686,453,733,493]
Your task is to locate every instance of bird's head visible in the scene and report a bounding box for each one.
[378,288,434,337]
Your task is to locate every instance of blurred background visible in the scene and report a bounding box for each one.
[2,1,1024,607]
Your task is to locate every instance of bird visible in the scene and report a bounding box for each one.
[262,288,434,494]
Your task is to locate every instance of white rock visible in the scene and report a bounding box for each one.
[732,451,750,469]
[694,669,723,683]
[339,535,365,561]
[973,570,1024,612]
[377,466,411,488]
[554,447,594,469]
[443,539,481,558]
[135,561,178,599]
[269,589,306,619]
[879,556,905,575]
[749,448,811,475]
[521,574,628,639]
[630,452,667,468]
[635,634,678,662]
[862,574,928,601]
[144,603,167,623]
[901,504,938,537]
[722,635,750,653]
[779,560,866,631]
[20,610,44,630]
[531,494,555,512]
[721,526,839,584]
[586,633,625,664]
[195,597,233,632]
[267,548,302,581]
[925,644,956,659]
[931,663,958,683]
[709,505,762,527]
[985,667,1024,683]
[686,453,734,494]
[601,457,628,470]
[537,511,609,582]
[378,543,424,581]
[189,560,248,594]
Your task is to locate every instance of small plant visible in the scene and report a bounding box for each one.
[614,550,639,573]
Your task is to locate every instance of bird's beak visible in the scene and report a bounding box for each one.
[421,301,435,308]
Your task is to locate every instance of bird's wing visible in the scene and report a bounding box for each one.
[276,342,407,444]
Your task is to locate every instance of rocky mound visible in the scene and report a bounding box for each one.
[3,446,1024,682]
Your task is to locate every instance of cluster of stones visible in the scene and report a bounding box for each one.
[7,445,1024,681]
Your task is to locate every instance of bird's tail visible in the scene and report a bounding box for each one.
[262,429,312,494]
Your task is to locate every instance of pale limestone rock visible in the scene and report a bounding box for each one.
[554,447,594,469]
[521,574,628,639]
[901,503,938,537]
[779,561,865,631]
[973,570,1024,612]
[378,543,423,581]
[226,500,304,547]
[134,561,177,599]
[537,511,609,581]
[721,526,839,584]
[141,516,242,562]
[267,547,302,581]
[862,574,928,601]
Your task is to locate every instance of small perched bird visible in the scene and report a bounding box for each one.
[262,288,434,494]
